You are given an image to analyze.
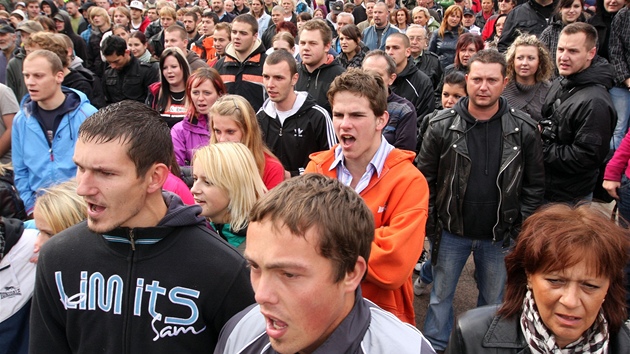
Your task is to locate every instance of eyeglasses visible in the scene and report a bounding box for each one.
[408,36,427,41]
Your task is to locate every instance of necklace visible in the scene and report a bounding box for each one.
[170,91,185,103]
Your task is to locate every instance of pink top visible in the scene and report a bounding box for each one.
[604,132,630,182]
[263,153,285,190]
[163,172,195,205]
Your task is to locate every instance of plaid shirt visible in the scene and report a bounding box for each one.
[610,6,630,85]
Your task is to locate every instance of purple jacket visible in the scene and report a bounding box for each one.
[171,114,210,166]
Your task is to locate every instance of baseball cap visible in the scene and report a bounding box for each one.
[17,20,44,33]
[330,1,343,15]
[463,7,474,16]
[129,0,144,10]
[16,1,26,8]
[0,23,15,34]
[53,13,65,22]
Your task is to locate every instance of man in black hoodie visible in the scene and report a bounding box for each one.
[385,33,435,120]
[417,49,544,352]
[497,0,555,52]
[29,101,255,354]
[541,22,616,203]
[295,19,345,115]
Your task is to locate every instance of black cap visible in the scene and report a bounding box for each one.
[463,7,474,16]
[330,1,343,14]
[0,23,15,34]
[79,1,95,13]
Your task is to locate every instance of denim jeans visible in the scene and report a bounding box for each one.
[618,174,630,227]
[419,244,434,284]
[423,229,509,351]
[610,87,630,150]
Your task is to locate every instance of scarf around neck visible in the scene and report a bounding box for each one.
[520,289,609,353]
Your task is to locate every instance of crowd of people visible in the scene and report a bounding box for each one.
[0,0,629,352]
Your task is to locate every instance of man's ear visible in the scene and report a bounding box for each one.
[291,72,298,86]
[587,45,596,62]
[343,256,367,291]
[145,163,170,194]
[376,111,388,131]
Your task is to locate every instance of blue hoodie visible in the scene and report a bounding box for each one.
[11,87,97,214]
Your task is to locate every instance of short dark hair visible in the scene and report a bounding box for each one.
[560,22,598,51]
[265,49,297,76]
[467,49,507,77]
[183,9,198,21]
[297,11,312,21]
[387,32,410,48]
[101,35,127,56]
[328,68,388,117]
[78,100,173,178]
[443,71,467,93]
[233,13,258,34]
[249,173,375,282]
[202,9,219,24]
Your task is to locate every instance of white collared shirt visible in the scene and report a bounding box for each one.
[329,138,394,194]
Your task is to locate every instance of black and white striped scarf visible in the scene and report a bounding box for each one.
[520,289,609,354]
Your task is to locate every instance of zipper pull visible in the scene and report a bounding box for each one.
[49,148,54,161]
[129,229,136,251]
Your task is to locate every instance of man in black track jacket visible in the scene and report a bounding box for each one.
[257,50,336,176]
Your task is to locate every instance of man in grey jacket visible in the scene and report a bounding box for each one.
[214,174,435,354]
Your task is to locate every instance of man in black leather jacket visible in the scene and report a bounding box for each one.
[101,35,159,105]
[417,49,544,352]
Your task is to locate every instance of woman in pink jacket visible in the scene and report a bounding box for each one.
[171,68,227,166]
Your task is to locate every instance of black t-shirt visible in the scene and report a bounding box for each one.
[35,96,69,145]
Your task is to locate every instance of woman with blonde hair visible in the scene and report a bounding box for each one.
[31,180,86,263]
[503,34,552,122]
[428,4,467,68]
[210,95,285,189]
[191,142,267,250]
[412,6,439,33]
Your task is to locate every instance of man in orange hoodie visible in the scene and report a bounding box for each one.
[305,69,429,325]
[191,10,218,65]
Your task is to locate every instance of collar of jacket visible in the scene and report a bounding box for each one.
[483,314,529,351]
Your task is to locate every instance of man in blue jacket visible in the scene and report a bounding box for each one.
[362,2,400,51]
[11,49,97,216]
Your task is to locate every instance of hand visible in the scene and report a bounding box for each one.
[603,180,621,200]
